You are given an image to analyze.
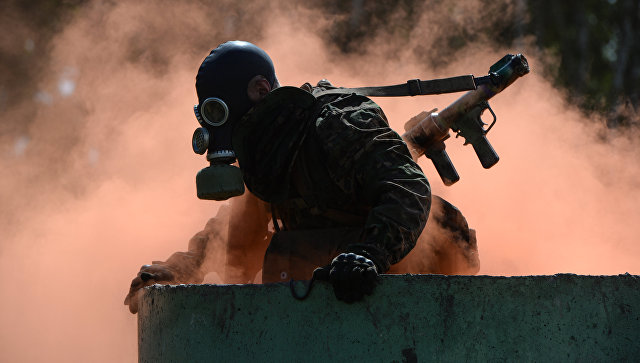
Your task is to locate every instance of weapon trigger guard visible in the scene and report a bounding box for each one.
[484,103,497,133]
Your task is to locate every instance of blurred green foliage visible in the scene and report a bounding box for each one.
[1,0,638,126]
[317,0,639,125]
[528,0,638,125]
[0,0,85,124]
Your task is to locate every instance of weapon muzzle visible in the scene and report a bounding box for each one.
[487,54,530,94]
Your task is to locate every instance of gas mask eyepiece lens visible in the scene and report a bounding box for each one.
[200,97,229,127]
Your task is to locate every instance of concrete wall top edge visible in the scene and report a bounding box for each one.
[138,273,640,362]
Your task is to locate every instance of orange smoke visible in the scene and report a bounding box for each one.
[1,1,639,362]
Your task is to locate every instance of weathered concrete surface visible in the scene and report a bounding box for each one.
[138,274,640,362]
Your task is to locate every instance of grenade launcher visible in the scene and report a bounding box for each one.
[401,54,529,185]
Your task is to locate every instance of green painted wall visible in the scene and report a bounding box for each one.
[138,274,640,362]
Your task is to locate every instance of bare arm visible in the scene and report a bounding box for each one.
[224,191,271,283]
[124,191,271,313]
[124,205,231,313]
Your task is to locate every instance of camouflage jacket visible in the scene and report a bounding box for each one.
[233,81,431,272]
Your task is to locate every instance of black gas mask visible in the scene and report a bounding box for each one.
[192,96,244,200]
[192,41,276,201]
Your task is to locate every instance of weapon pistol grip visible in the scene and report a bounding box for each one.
[472,135,500,169]
[425,146,460,186]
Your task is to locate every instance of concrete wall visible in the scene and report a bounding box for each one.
[138,274,640,362]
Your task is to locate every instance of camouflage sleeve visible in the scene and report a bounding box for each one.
[314,94,431,272]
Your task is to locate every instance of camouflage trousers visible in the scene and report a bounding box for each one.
[262,196,480,283]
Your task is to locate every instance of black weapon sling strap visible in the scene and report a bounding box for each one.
[312,74,485,98]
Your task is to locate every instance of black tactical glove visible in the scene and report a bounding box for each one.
[328,253,380,303]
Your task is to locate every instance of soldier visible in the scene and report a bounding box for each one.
[125,41,478,313]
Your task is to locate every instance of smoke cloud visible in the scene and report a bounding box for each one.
[1,1,639,362]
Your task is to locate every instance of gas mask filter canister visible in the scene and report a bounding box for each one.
[195,162,244,201]
[192,97,245,201]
